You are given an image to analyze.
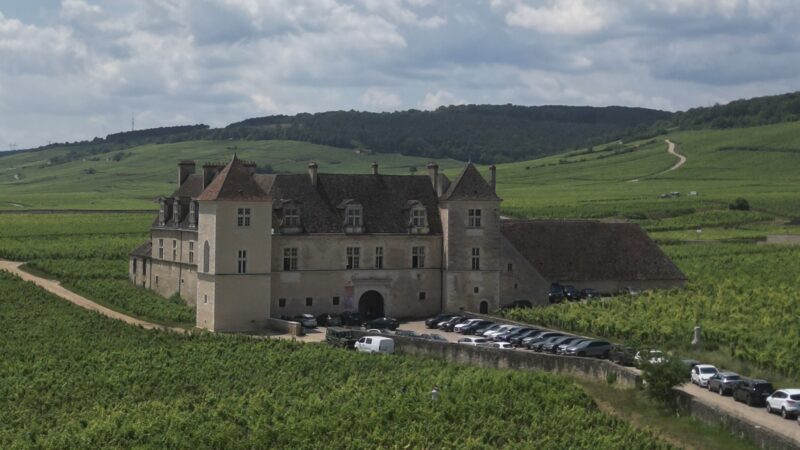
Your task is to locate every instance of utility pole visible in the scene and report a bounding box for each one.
[131,113,135,132]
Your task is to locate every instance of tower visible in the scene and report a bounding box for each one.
[195,155,272,331]
[438,163,502,314]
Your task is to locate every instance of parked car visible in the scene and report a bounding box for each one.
[580,288,601,299]
[623,286,642,296]
[365,316,399,331]
[339,311,362,326]
[563,285,581,301]
[634,350,666,366]
[509,328,541,346]
[523,332,565,350]
[482,342,514,350]
[609,345,637,366]
[766,389,800,419]
[707,371,741,395]
[548,285,565,303]
[316,313,341,327]
[473,323,501,336]
[457,337,489,346]
[420,333,448,342]
[496,327,534,342]
[690,364,718,387]
[441,316,470,332]
[542,336,583,353]
[365,328,392,335]
[733,379,774,406]
[355,336,395,354]
[484,325,517,339]
[394,329,419,338]
[563,340,613,358]
[500,299,533,310]
[453,318,483,333]
[557,338,591,355]
[325,328,357,349]
[461,320,494,335]
[293,314,318,328]
[529,335,562,352]
[425,314,457,329]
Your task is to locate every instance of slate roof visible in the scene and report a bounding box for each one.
[171,173,203,198]
[265,173,442,234]
[501,220,686,281]
[440,163,500,201]
[196,155,269,201]
[130,241,152,257]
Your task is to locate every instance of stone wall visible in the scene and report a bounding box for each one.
[674,389,799,450]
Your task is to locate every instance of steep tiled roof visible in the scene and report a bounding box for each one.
[440,163,499,201]
[130,241,152,257]
[196,155,269,201]
[171,173,203,198]
[265,173,442,234]
[501,220,686,281]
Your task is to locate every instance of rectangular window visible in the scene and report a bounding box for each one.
[283,248,298,271]
[237,249,247,274]
[471,247,480,271]
[155,275,159,285]
[418,291,426,300]
[172,239,177,261]
[374,247,384,269]
[237,207,251,227]
[412,246,425,269]
[133,259,137,273]
[306,297,313,306]
[332,296,340,306]
[204,294,208,304]
[284,207,299,226]
[507,263,513,272]
[189,241,195,264]
[143,260,147,275]
[278,298,286,308]
[158,238,164,259]
[346,206,362,227]
[473,286,479,294]
[412,207,427,227]
[346,247,360,269]
[468,209,482,227]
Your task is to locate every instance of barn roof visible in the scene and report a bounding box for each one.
[440,163,500,201]
[501,220,686,281]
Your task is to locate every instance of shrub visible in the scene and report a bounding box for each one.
[729,198,750,211]
[640,358,689,407]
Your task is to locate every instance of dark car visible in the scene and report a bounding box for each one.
[461,320,494,335]
[495,327,534,342]
[580,288,601,299]
[733,379,774,406]
[365,316,399,331]
[556,338,591,355]
[425,314,457,329]
[609,345,637,366]
[707,371,742,395]
[500,299,533,310]
[543,336,583,353]
[564,339,613,358]
[440,316,469,332]
[509,328,541,346]
[533,335,571,352]
[548,285,565,303]
[339,311,362,326]
[316,313,342,327]
[473,323,500,336]
[563,285,581,301]
[523,332,565,350]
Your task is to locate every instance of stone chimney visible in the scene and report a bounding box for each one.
[371,161,379,175]
[202,163,222,189]
[243,160,257,176]
[178,160,195,185]
[308,161,318,187]
[489,164,496,192]
[427,162,439,195]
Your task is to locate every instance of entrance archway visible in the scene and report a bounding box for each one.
[479,301,489,314]
[359,290,385,321]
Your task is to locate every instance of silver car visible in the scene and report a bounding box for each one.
[563,340,612,357]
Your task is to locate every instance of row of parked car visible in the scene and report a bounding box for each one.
[283,312,402,331]
[425,314,614,358]
[689,363,800,423]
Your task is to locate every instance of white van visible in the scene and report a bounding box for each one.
[355,336,395,354]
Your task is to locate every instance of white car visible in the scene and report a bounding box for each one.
[483,325,514,339]
[453,319,482,333]
[635,350,665,365]
[766,389,800,419]
[691,364,718,387]
[481,341,513,350]
[457,337,489,346]
[355,336,395,354]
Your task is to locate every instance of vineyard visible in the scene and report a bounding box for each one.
[505,243,800,378]
[0,271,670,449]
[0,213,195,326]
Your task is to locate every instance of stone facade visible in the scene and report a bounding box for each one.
[129,156,686,332]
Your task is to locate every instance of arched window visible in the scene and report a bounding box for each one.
[203,241,210,272]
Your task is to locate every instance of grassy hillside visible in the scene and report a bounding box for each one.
[0,140,463,210]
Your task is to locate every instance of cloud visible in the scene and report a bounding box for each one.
[504,0,611,35]
[361,88,403,109]
[419,90,466,110]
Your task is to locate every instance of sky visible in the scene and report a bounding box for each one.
[1,0,799,150]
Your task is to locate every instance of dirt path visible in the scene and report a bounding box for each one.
[628,139,686,182]
[0,259,188,333]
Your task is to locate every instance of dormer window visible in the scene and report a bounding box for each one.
[412,207,427,228]
[284,207,300,227]
[237,207,251,227]
[188,201,197,228]
[345,205,362,227]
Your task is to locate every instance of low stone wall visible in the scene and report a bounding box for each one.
[343,328,640,387]
[674,389,798,450]
[265,318,304,337]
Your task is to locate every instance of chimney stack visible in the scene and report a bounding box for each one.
[243,160,257,176]
[202,163,222,189]
[489,164,496,192]
[371,161,379,175]
[427,162,439,196]
[308,161,318,187]
[178,160,195,185]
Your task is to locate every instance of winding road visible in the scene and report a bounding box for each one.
[628,139,686,182]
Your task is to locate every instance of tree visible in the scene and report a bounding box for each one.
[640,357,689,407]
[729,198,750,211]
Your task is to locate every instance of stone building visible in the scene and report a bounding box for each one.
[129,155,685,332]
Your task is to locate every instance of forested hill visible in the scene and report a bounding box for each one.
[221,105,671,163]
[674,91,800,130]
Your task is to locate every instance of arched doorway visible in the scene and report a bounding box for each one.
[479,301,489,314]
[359,290,384,321]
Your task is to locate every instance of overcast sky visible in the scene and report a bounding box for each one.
[1,0,799,149]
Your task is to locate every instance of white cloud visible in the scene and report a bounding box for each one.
[361,88,403,109]
[419,90,466,110]
[504,0,611,35]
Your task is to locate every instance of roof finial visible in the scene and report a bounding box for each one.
[231,152,239,162]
